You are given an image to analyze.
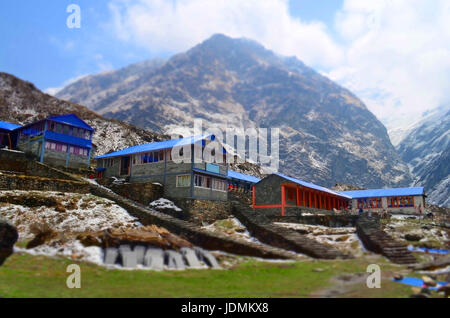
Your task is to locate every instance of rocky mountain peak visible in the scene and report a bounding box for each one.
[56,35,413,189]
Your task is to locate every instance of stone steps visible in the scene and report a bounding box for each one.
[356,215,417,265]
[230,198,352,260]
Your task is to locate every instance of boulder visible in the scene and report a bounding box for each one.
[422,276,437,287]
[437,283,450,297]
[404,233,423,241]
[0,220,18,266]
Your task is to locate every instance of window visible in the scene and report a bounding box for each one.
[212,179,227,192]
[45,142,68,153]
[56,124,63,133]
[176,175,191,187]
[69,146,89,156]
[194,174,227,191]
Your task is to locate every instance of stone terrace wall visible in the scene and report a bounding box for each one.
[0,149,77,181]
[269,215,359,227]
[0,173,89,194]
[97,178,163,206]
[169,198,232,225]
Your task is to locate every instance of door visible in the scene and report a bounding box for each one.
[120,156,131,176]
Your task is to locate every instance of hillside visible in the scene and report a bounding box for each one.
[57,34,412,188]
[0,72,167,156]
[397,107,450,207]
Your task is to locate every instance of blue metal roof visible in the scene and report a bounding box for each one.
[45,131,92,149]
[0,120,21,131]
[95,135,212,159]
[228,170,261,183]
[273,173,352,199]
[339,187,424,199]
[47,114,94,131]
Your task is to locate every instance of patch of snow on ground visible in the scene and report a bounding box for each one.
[15,240,104,265]
[149,198,182,212]
[0,191,141,240]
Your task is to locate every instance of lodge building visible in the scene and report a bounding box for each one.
[0,121,21,149]
[0,114,94,169]
[252,173,352,216]
[341,188,425,214]
[252,173,426,215]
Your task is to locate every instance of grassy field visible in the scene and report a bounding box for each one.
[0,252,415,298]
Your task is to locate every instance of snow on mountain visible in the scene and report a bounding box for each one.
[397,106,450,207]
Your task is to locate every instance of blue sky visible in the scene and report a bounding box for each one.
[0,0,342,92]
[0,0,449,132]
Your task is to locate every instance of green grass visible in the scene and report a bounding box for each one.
[0,253,416,298]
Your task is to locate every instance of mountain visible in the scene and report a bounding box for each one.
[397,106,450,207]
[0,72,167,156]
[57,34,412,188]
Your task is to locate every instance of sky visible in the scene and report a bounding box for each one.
[1,0,450,133]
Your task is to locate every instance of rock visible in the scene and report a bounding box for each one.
[134,245,146,265]
[180,247,202,268]
[77,233,102,247]
[120,250,138,268]
[100,226,193,250]
[144,248,164,270]
[393,274,403,281]
[0,220,18,266]
[422,276,437,287]
[437,283,450,297]
[313,268,325,272]
[404,233,423,241]
[335,235,349,242]
[26,222,56,249]
[420,287,432,294]
[104,247,119,265]
[410,255,450,271]
[165,250,186,270]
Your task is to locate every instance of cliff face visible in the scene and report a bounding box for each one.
[397,107,450,207]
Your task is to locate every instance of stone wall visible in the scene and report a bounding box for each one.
[168,197,232,225]
[0,173,89,193]
[0,149,78,181]
[269,214,359,227]
[97,178,163,205]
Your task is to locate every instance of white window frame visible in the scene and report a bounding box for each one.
[176,174,191,188]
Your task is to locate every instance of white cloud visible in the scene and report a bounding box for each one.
[330,0,450,130]
[107,0,344,69]
[106,0,450,133]
[45,74,87,96]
